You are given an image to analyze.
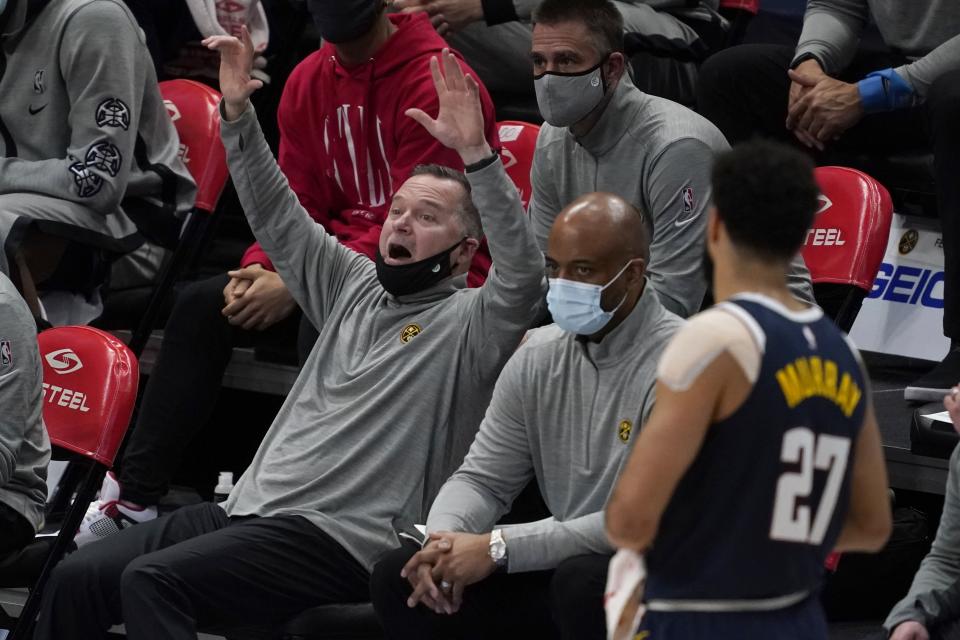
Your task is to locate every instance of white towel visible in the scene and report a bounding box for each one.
[605,549,647,640]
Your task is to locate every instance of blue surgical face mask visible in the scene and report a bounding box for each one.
[547,260,635,335]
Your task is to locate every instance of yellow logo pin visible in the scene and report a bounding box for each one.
[618,420,632,443]
[400,324,422,344]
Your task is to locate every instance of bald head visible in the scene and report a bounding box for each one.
[544,192,651,339]
[549,192,650,265]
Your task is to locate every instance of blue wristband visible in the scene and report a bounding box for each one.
[857,68,915,114]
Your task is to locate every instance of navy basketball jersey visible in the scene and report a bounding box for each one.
[644,294,868,603]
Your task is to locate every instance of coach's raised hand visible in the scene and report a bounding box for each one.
[203,26,263,122]
[405,48,492,166]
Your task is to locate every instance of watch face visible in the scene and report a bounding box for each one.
[490,531,507,563]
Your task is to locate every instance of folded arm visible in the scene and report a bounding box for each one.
[0,3,147,214]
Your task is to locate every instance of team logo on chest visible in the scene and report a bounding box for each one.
[400,324,422,344]
[34,70,45,94]
[618,420,632,443]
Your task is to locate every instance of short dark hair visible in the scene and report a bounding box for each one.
[409,164,484,240]
[711,140,819,261]
[532,0,624,56]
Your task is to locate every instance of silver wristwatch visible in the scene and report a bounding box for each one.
[489,529,508,570]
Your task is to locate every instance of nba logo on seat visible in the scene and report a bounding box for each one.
[0,340,11,367]
[45,348,84,375]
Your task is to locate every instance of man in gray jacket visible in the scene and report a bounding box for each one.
[393,0,723,105]
[0,271,50,559]
[886,389,960,640]
[0,0,194,321]
[525,0,814,318]
[371,192,683,638]
[34,32,546,639]
[698,0,960,402]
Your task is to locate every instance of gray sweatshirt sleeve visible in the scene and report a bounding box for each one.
[894,34,960,102]
[427,352,536,536]
[427,346,613,573]
[0,1,148,215]
[885,445,960,631]
[219,104,374,330]
[501,512,613,573]
[462,158,547,377]
[528,131,562,253]
[0,289,39,487]
[793,0,869,74]
[645,137,713,318]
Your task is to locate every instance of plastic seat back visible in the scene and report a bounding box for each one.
[126,81,229,357]
[39,326,138,467]
[159,79,229,213]
[497,120,540,211]
[802,166,893,291]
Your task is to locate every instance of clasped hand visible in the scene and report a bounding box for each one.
[785,60,864,150]
[401,532,497,615]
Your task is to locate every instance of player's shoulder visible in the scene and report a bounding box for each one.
[658,306,763,391]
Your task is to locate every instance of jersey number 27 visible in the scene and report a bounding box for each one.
[770,427,851,545]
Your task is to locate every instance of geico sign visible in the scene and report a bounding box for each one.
[867,263,944,309]
[42,383,91,413]
[805,228,845,246]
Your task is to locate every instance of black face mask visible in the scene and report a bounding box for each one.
[307,0,382,44]
[376,239,465,297]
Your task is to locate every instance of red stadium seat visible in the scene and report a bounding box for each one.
[802,166,893,332]
[497,120,540,211]
[1,327,138,639]
[719,0,759,13]
[127,79,230,357]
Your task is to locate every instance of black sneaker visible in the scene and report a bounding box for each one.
[905,349,960,402]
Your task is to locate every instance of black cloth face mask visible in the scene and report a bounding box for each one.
[376,239,465,297]
[307,0,382,44]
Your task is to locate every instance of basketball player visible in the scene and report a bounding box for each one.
[605,139,892,639]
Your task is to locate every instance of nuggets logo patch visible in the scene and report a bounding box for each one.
[618,420,632,443]
[899,229,919,255]
[0,340,11,368]
[400,324,422,344]
[96,98,131,130]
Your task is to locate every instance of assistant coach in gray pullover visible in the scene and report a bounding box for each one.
[35,43,546,640]
[372,192,683,639]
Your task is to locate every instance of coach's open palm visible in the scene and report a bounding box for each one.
[406,49,491,165]
[203,26,264,121]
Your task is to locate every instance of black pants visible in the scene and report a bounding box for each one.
[697,44,960,338]
[0,501,35,558]
[370,541,609,640]
[118,273,317,506]
[34,503,369,640]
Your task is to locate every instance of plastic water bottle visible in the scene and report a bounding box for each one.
[214,471,234,504]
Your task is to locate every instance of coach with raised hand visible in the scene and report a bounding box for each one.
[34,28,545,640]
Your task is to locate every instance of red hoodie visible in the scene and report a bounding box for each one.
[241,12,500,287]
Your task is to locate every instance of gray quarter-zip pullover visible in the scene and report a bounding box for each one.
[219,104,546,571]
[427,285,683,572]
[0,271,50,532]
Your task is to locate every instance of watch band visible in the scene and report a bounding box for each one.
[790,52,824,71]
[464,150,501,173]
